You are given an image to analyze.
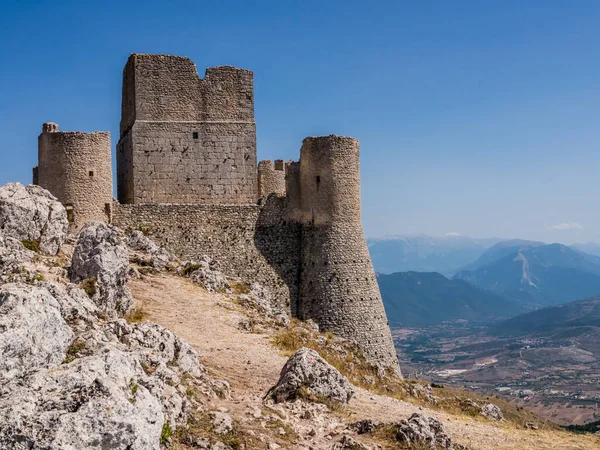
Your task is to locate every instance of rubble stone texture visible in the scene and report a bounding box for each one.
[0,182,68,255]
[268,347,355,404]
[70,222,132,317]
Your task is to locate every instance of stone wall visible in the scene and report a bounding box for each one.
[117,54,257,205]
[295,136,400,372]
[111,198,300,312]
[36,123,112,229]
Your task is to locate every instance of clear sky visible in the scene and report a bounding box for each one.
[1,1,600,244]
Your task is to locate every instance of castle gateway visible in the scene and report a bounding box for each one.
[33,54,400,373]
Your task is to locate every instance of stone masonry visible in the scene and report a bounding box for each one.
[33,53,401,373]
[117,54,257,205]
[35,123,112,229]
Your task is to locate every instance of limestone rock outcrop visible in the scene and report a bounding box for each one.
[0,233,34,279]
[0,284,73,382]
[70,222,131,317]
[182,256,230,293]
[0,284,206,450]
[481,403,503,421]
[126,230,176,270]
[268,347,355,405]
[0,183,68,255]
[331,435,372,450]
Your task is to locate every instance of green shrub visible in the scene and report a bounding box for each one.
[81,277,97,298]
[160,423,173,444]
[21,239,40,253]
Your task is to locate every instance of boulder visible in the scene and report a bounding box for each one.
[126,230,175,270]
[481,403,503,421]
[349,419,380,435]
[0,183,68,255]
[209,411,234,435]
[0,284,73,382]
[331,436,372,450]
[70,222,131,317]
[396,413,454,450]
[182,256,230,293]
[268,347,355,405]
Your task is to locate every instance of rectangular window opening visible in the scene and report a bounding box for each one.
[192,132,199,139]
[89,171,94,177]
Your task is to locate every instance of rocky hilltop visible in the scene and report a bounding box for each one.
[0,183,598,449]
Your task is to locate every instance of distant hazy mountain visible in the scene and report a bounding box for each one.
[454,243,600,308]
[570,242,600,258]
[378,271,523,327]
[458,239,545,271]
[367,234,501,276]
[490,295,600,337]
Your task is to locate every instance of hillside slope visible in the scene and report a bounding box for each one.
[378,271,524,326]
[491,296,600,337]
[131,272,600,449]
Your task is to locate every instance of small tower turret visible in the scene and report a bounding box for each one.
[36,122,112,229]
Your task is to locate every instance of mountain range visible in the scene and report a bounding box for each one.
[367,234,501,276]
[378,271,524,326]
[454,242,600,308]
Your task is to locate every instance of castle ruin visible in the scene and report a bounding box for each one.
[33,54,400,373]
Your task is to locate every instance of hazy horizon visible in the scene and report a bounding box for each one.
[2,1,600,243]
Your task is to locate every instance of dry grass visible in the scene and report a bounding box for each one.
[272,320,409,399]
[271,320,565,434]
[231,281,250,295]
[125,306,146,323]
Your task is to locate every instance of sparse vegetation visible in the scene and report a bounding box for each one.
[125,306,145,323]
[141,361,157,375]
[21,239,40,253]
[81,277,97,298]
[64,340,86,363]
[231,281,250,295]
[34,273,45,282]
[160,423,173,444]
[137,225,153,236]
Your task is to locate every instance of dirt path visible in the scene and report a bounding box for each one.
[131,273,599,450]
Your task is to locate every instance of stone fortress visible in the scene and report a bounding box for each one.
[33,53,400,373]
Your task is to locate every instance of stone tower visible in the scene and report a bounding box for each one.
[35,122,112,228]
[257,160,287,198]
[294,135,399,372]
[117,54,257,204]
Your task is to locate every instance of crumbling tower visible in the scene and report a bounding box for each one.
[35,123,112,228]
[257,159,287,198]
[295,135,399,372]
[117,54,257,204]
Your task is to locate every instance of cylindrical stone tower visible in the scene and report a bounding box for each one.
[37,123,112,229]
[297,135,400,373]
[258,159,286,198]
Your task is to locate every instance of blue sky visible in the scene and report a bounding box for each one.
[1,1,600,243]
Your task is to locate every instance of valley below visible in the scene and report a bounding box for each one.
[392,323,600,426]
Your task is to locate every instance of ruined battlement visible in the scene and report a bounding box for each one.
[120,54,254,136]
[117,54,257,205]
